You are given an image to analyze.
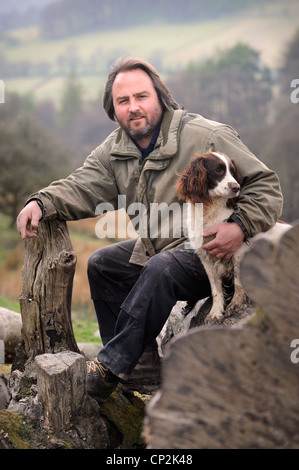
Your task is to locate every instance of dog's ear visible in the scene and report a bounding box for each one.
[230,159,241,184]
[177,155,212,204]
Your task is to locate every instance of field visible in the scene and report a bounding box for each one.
[2,0,299,104]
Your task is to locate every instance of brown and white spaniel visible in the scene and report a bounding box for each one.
[177,151,291,323]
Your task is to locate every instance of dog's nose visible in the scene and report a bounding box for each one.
[228,182,240,194]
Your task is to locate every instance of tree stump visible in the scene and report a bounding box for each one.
[144,222,299,449]
[35,351,86,432]
[18,219,79,366]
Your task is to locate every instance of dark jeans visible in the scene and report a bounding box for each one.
[87,239,211,378]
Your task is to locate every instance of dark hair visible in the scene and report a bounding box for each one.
[103,56,181,121]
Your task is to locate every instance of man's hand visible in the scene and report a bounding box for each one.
[202,222,244,259]
[17,200,42,240]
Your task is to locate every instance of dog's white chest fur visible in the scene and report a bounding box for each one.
[186,199,237,321]
[186,198,233,250]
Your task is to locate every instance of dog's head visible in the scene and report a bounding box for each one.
[177,151,241,205]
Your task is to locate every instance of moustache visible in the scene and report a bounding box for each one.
[128,113,145,120]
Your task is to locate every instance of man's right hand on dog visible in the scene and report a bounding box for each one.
[17,200,42,240]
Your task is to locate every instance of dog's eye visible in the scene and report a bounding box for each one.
[215,168,224,174]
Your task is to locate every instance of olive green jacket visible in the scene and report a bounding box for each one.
[30,109,283,265]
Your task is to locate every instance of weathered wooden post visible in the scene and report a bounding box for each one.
[18,219,80,365]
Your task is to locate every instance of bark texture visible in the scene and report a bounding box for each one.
[19,219,79,364]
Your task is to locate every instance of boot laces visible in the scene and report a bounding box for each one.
[87,357,108,377]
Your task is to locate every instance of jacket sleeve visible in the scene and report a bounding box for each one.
[28,145,119,221]
[209,125,283,237]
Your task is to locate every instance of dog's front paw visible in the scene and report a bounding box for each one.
[225,287,248,316]
[204,309,223,326]
[225,303,240,317]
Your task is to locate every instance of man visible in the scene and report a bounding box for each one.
[17,57,283,403]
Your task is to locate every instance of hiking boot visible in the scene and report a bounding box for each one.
[86,357,119,403]
[120,350,161,393]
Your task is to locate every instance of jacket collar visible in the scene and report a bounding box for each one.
[110,109,186,161]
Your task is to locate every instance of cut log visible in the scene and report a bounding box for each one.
[35,351,85,432]
[144,222,299,449]
[19,219,79,365]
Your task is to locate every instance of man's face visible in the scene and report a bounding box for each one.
[112,69,163,147]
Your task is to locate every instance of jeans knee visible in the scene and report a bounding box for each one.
[87,249,104,278]
[144,251,176,278]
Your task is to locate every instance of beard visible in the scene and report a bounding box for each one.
[123,107,162,143]
[127,118,154,140]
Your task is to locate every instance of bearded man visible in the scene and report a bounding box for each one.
[17,57,283,402]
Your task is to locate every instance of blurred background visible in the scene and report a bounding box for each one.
[0,0,298,343]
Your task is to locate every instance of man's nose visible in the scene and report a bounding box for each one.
[129,99,140,113]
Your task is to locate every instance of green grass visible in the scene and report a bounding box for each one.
[72,318,100,344]
[0,296,20,313]
[0,214,20,267]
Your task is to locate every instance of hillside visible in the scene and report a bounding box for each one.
[1,0,299,104]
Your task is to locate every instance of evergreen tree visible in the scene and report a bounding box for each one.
[59,73,83,128]
[0,109,71,226]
